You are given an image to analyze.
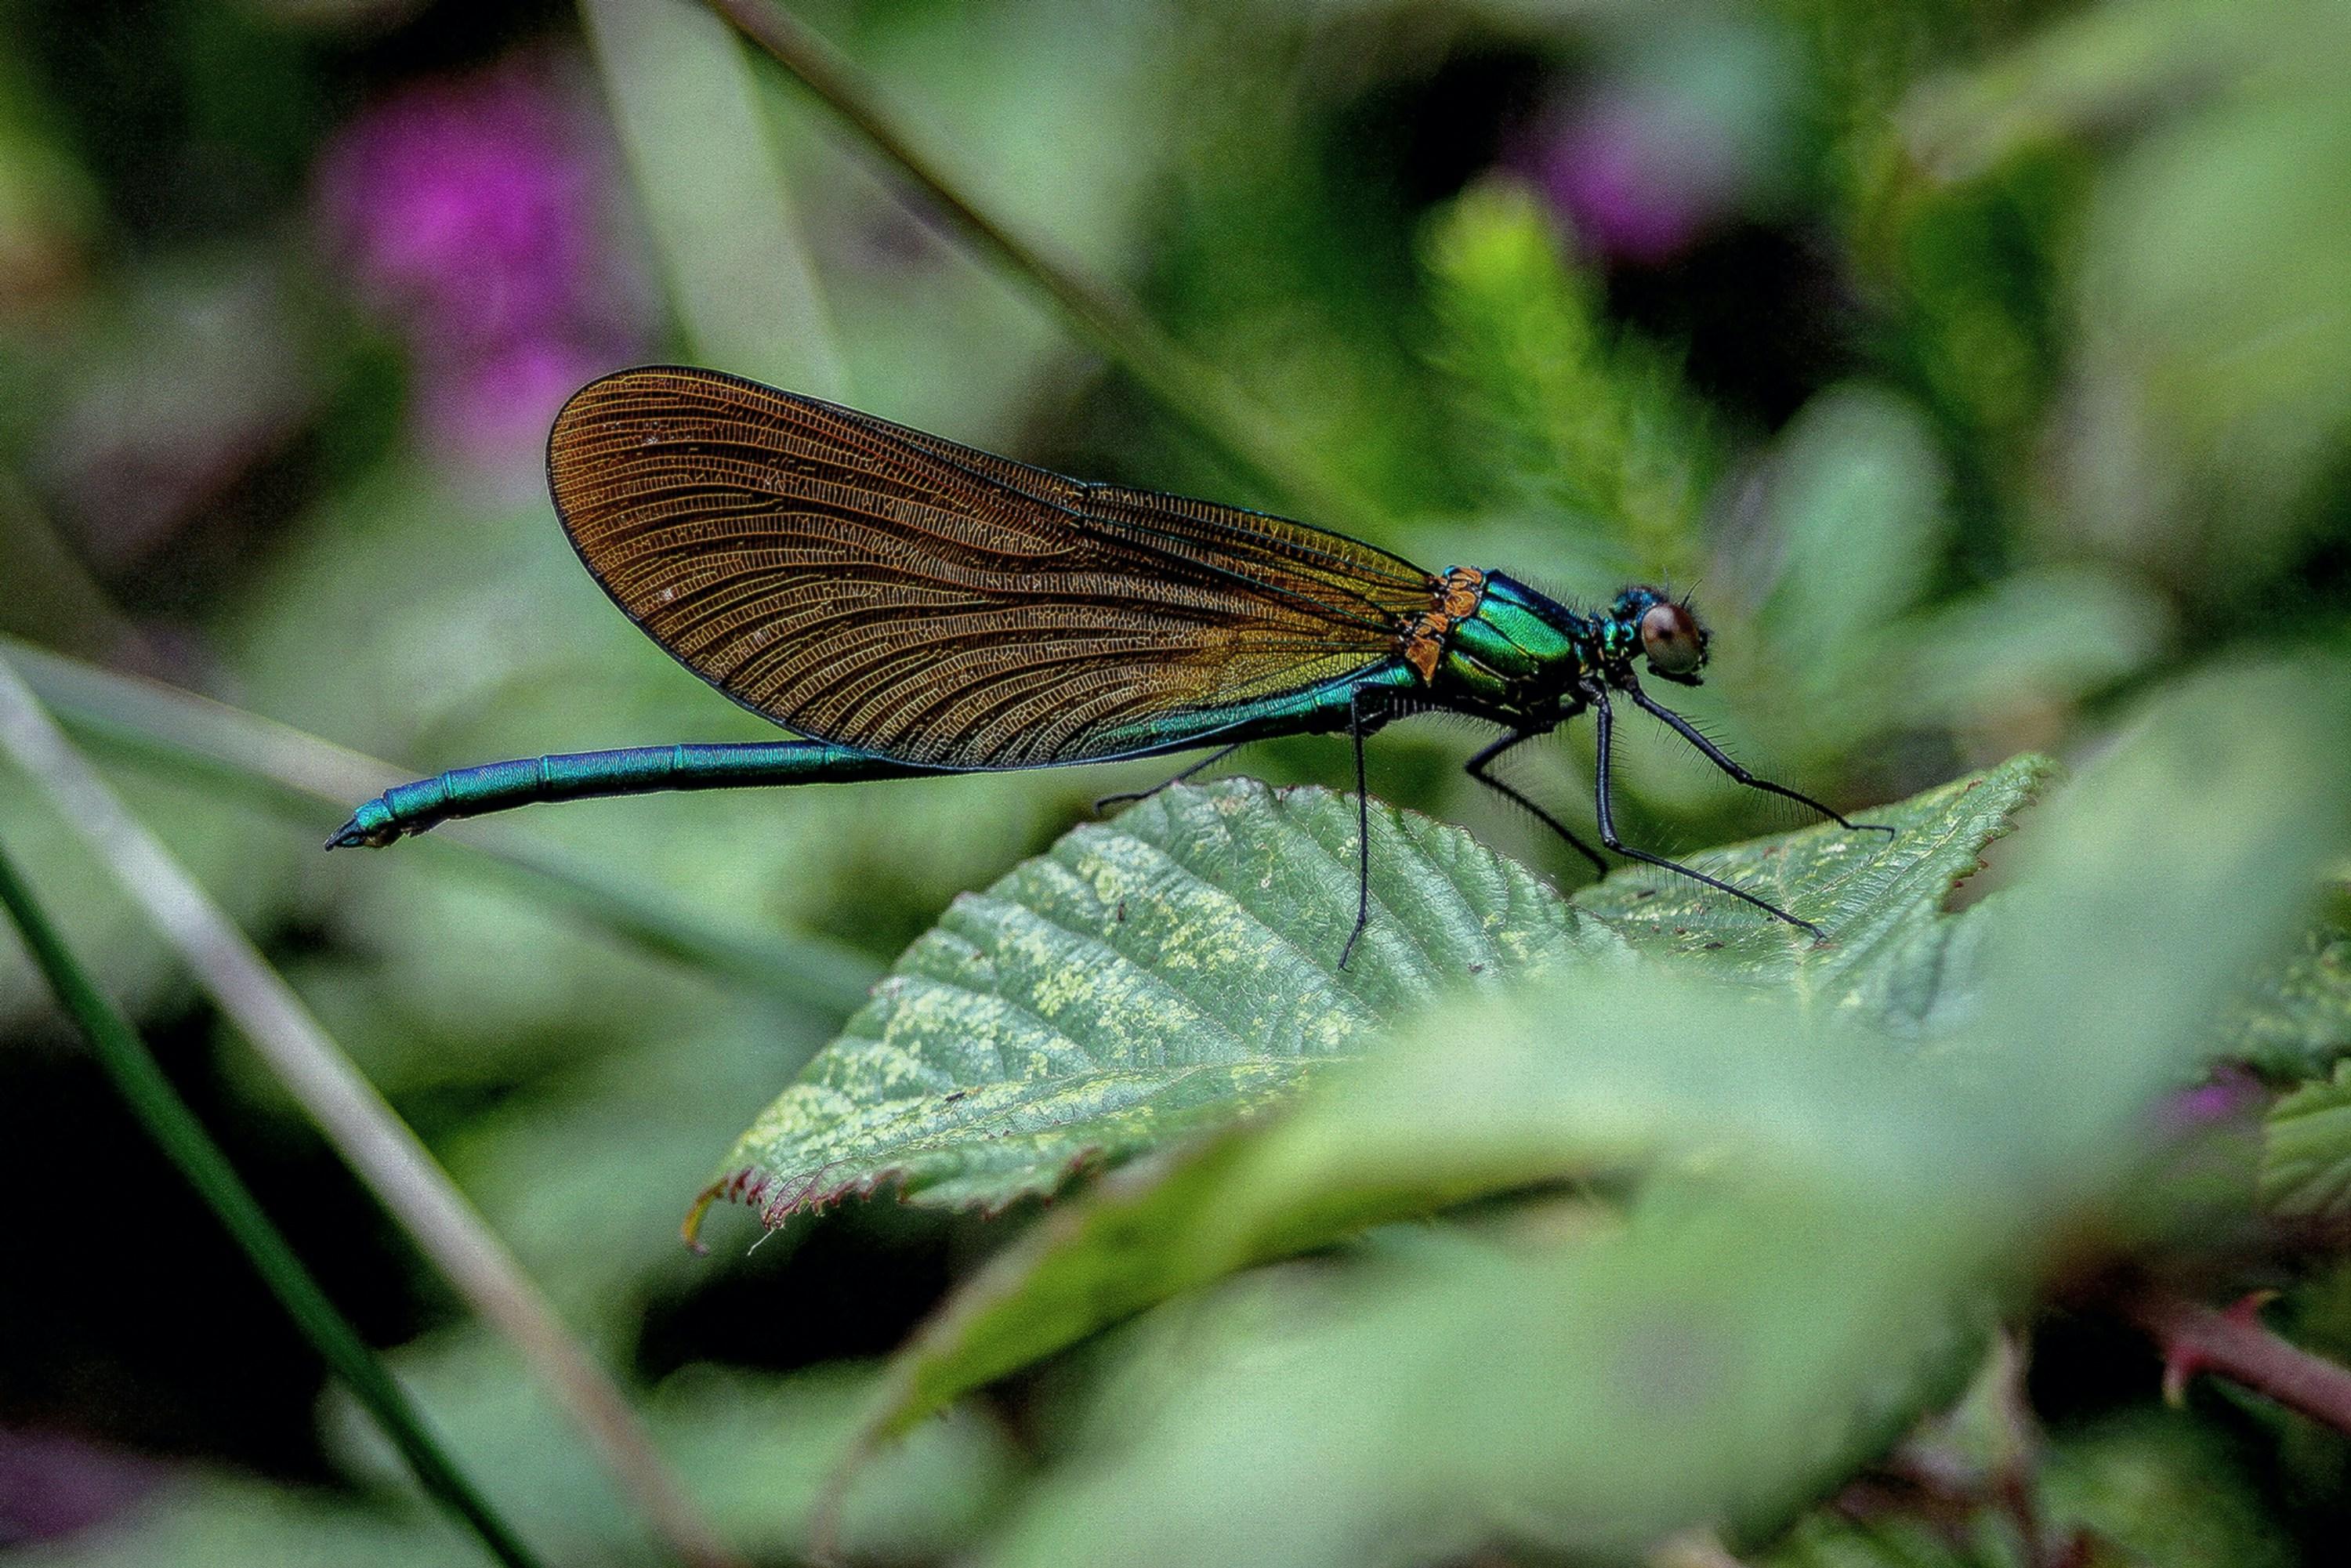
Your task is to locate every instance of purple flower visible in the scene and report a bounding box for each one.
[2157,1065,2269,1137]
[1518,24,1795,267]
[0,1425,163,1544]
[315,54,653,486]
[1531,88,1748,266]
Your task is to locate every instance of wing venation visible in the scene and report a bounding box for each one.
[546,366,1433,767]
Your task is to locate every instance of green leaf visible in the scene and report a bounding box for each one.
[842,964,2001,1458]
[1573,753,2055,1029]
[705,780,1618,1228]
[1755,1404,2301,1568]
[32,1340,1017,1568]
[981,1136,2007,1568]
[2038,1411,2299,1568]
[1889,566,2171,736]
[1751,388,1947,702]
[710,759,2050,1234]
[1762,1512,1992,1568]
[790,761,2048,1471]
[1899,0,2281,186]
[2262,1059,2351,1222]
[962,656,2351,1568]
[327,1331,1015,1566]
[2215,918,2351,1081]
[1917,0,2351,583]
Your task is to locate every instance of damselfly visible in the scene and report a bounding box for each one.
[330,366,1889,961]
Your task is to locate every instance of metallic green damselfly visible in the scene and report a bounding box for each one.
[331,366,1888,960]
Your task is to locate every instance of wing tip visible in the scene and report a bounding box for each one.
[549,361,724,437]
[545,363,745,523]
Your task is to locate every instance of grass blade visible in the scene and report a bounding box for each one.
[701,0,1382,532]
[581,0,846,399]
[0,834,545,1568]
[2,636,882,1015]
[0,651,746,1568]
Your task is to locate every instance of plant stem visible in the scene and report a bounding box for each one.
[701,0,1382,534]
[0,835,544,1568]
[3,635,881,1015]
[582,0,846,399]
[0,654,745,1568]
[2117,1283,2351,1434]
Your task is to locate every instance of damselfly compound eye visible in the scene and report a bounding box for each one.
[1639,602,1706,675]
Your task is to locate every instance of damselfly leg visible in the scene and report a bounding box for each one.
[1625,683,1894,838]
[1592,693,1828,940]
[1339,687,1379,970]
[1462,730,1608,876]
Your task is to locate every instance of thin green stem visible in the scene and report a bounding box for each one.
[701,0,1383,534]
[0,835,543,1568]
[3,636,881,1016]
[581,0,847,400]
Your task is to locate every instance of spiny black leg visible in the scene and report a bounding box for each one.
[1339,689,1375,970]
[1625,684,1894,839]
[1464,730,1609,877]
[1594,694,1828,941]
[1093,741,1246,812]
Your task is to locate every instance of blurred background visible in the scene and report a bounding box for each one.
[0,0,2346,1561]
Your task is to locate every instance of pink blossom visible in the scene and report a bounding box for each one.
[1534,89,1748,266]
[315,56,652,484]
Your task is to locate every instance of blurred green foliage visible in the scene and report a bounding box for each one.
[2,0,2349,1564]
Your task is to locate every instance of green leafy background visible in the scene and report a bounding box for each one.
[4,1,2351,1566]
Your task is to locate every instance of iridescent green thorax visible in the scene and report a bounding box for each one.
[1427,570,1598,710]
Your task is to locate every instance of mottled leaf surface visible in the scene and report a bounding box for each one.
[1574,754,2056,1029]
[706,780,1621,1226]
[711,757,2050,1233]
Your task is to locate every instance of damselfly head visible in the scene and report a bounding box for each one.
[1609,585,1709,685]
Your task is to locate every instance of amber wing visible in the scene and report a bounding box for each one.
[545,366,1435,768]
